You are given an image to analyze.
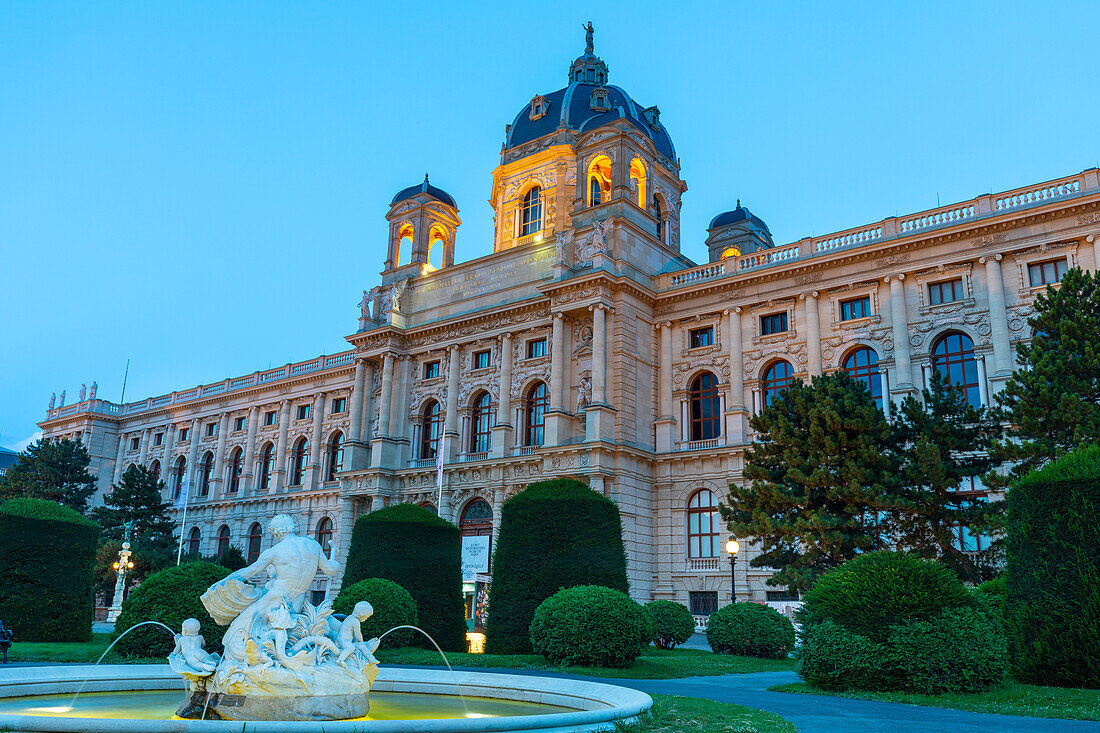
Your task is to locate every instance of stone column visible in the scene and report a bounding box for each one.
[360,362,375,442]
[273,401,291,492]
[976,355,989,407]
[655,322,675,452]
[186,418,201,491]
[346,359,370,471]
[1088,233,1100,272]
[981,254,1013,380]
[348,360,367,441]
[725,307,749,445]
[802,291,822,376]
[492,333,514,458]
[377,354,395,439]
[885,275,914,390]
[307,392,325,489]
[592,305,607,404]
[387,356,405,439]
[212,412,229,497]
[444,346,461,461]
[242,407,259,494]
[137,428,151,467]
[550,315,565,410]
[113,431,127,484]
[161,421,176,498]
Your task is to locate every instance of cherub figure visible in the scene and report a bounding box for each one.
[336,601,381,667]
[169,618,220,678]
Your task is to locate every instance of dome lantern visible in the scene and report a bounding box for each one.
[568,22,608,86]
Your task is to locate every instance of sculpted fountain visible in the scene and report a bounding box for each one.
[170,514,379,721]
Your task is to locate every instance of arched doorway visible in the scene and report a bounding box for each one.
[460,499,493,633]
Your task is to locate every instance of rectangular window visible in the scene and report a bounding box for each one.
[473,350,492,370]
[264,411,276,426]
[761,312,788,335]
[928,278,964,305]
[689,327,714,348]
[129,437,140,451]
[766,589,801,602]
[526,338,547,359]
[234,416,246,432]
[297,404,310,421]
[154,433,163,446]
[688,591,719,616]
[179,427,189,441]
[331,397,347,414]
[1028,258,1068,287]
[205,423,217,437]
[840,296,870,321]
[424,361,440,379]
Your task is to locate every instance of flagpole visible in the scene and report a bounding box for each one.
[175,473,192,565]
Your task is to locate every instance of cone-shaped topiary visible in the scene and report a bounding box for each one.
[343,503,465,651]
[333,577,419,648]
[485,478,629,654]
[0,498,99,641]
[706,602,795,658]
[645,600,696,650]
[530,585,652,667]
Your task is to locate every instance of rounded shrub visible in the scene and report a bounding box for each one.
[486,479,628,654]
[796,550,1007,693]
[1005,446,1100,688]
[645,600,695,650]
[529,585,651,667]
[706,602,795,659]
[343,503,466,651]
[974,575,1006,629]
[114,561,230,658]
[334,577,418,647]
[0,498,99,641]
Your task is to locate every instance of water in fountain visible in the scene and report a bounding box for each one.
[377,624,471,717]
[65,620,181,712]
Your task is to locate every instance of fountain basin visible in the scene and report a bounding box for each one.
[0,664,652,732]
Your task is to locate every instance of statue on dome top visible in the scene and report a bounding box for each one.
[584,21,594,54]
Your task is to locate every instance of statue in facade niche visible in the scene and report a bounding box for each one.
[577,377,592,411]
[555,229,574,264]
[575,218,611,266]
[90,381,97,399]
[174,514,379,721]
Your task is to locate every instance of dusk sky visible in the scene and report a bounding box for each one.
[3,1,1098,450]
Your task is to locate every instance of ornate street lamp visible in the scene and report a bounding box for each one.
[725,537,739,603]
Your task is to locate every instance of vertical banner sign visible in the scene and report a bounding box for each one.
[461,535,491,582]
[175,472,192,565]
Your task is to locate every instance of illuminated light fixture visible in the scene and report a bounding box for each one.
[465,631,486,654]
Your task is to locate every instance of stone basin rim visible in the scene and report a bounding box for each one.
[0,663,652,733]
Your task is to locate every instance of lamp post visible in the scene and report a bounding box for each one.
[105,541,135,623]
[725,537,739,603]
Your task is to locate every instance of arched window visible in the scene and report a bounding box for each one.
[172,456,187,500]
[149,459,161,483]
[689,372,722,441]
[762,360,794,407]
[629,158,647,208]
[525,382,548,446]
[521,187,542,236]
[720,247,740,260]
[216,524,231,556]
[187,527,201,557]
[428,227,446,270]
[397,223,413,267]
[652,195,664,241]
[228,447,243,494]
[587,155,611,207]
[687,489,721,559]
[247,522,263,564]
[199,452,214,497]
[460,499,493,537]
[932,332,981,408]
[259,443,274,492]
[316,517,333,555]
[290,437,308,486]
[470,392,493,453]
[326,432,344,482]
[843,347,883,407]
[419,502,438,515]
[420,400,441,459]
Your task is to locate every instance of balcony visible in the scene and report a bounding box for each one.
[686,557,721,572]
[459,451,489,463]
[682,439,721,451]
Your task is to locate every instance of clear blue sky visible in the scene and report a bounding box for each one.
[3,1,1098,450]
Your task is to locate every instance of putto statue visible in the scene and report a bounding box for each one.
[174,514,380,721]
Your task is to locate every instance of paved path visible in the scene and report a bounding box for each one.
[392,665,1100,733]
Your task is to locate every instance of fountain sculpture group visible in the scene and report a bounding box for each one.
[169,514,380,721]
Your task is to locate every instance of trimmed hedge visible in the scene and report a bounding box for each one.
[333,577,419,648]
[529,585,652,667]
[114,561,230,658]
[1005,446,1100,688]
[486,479,629,654]
[706,602,795,659]
[797,551,1007,693]
[343,503,466,652]
[0,498,99,641]
[645,600,695,650]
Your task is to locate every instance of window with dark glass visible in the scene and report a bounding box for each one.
[689,327,714,348]
[525,382,548,446]
[928,278,964,305]
[1028,258,1068,287]
[316,517,333,555]
[687,489,720,558]
[216,525,231,556]
[424,361,440,379]
[689,372,721,441]
[296,404,310,421]
[179,427,189,441]
[187,527,201,557]
[129,436,140,450]
[766,589,801,601]
[205,423,217,437]
[840,296,870,321]
[331,397,347,414]
[420,401,441,459]
[234,416,246,431]
[199,452,214,496]
[653,195,664,241]
[762,360,794,406]
[689,591,719,616]
[154,432,163,446]
[326,432,344,481]
[150,460,161,482]
[264,411,276,426]
[589,177,602,206]
[842,347,882,407]
[932,331,981,408]
[520,187,542,236]
[526,338,547,359]
[228,448,242,493]
[473,350,491,370]
[290,437,308,485]
[247,523,262,563]
[259,443,274,491]
[470,392,493,453]
[761,312,788,335]
[172,457,186,499]
[419,501,438,515]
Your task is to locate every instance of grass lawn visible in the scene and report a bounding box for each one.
[770,680,1100,722]
[614,694,795,733]
[375,646,796,679]
[5,634,112,663]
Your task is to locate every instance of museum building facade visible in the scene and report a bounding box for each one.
[39,35,1100,622]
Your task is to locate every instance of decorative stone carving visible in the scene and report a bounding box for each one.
[574,219,611,268]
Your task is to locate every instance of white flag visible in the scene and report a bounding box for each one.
[175,473,191,510]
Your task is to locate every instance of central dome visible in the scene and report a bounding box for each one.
[503,26,676,160]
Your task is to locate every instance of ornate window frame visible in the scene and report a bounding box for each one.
[829,285,881,329]
[1011,241,1079,296]
[750,301,797,346]
[914,263,975,315]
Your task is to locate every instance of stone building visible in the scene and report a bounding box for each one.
[39,31,1100,623]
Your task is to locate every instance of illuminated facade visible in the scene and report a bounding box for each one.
[39,31,1100,620]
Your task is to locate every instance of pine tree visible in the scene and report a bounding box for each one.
[92,464,176,545]
[0,437,96,511]
[990,267,1100,486]
[721,371,899,593]
[891,371,1003,582]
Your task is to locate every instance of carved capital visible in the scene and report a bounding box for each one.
[979,253,1003,264]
